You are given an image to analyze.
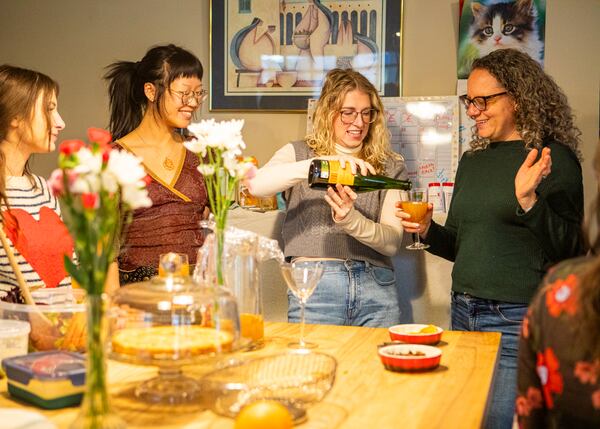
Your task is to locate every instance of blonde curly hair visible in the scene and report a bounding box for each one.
[468,49,582,160]
[305,68,397,173]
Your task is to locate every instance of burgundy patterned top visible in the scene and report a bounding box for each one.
[116,145,208,272]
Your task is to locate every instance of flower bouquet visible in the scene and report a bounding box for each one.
[49,127,150,429]
[184,119,255,285]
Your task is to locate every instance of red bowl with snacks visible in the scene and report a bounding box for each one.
[388,324,443,345]
[378,344,442,372]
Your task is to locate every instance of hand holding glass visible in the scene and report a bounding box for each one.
[280,261,324,349]
[400,189,430,250]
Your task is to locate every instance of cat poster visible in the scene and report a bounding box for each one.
[457,0,546,79]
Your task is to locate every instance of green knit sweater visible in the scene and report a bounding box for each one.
[425,140,584,303]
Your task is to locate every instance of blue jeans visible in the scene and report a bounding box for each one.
[451,291,527,429]
[287,260,400,327]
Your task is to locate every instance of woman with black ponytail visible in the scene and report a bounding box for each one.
[104,44,209,284]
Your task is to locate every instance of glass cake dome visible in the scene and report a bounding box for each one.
[107,253,242,404]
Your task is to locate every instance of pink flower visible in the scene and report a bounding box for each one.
[574,360,600,385]
[521,309,531,339]
[592,390,600,409]
[515,387,543,417]
[48,169,64,197]
[527,386,543,408]
[59,139,85,156]
[81,192,99,210]
[545,274,579,317]
[87,127,112,145]
[515,395,531,417]
[243,163,257,180]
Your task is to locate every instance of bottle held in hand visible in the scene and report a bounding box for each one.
[308,159,412,192]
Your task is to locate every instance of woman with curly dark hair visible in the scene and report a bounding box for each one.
[517,142,600,428]
[397,48,584,428]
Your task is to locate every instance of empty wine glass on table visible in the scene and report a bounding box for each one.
[400,188,430,250]
[280,261,324,349]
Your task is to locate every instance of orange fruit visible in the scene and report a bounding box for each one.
[419,324,438,334]
[234,400,294,429]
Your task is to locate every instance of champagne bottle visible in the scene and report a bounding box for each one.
[308,159,412,192]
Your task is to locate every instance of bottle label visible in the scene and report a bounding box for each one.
[326,161,355,186]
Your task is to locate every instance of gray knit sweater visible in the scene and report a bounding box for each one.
[282,141,408,268]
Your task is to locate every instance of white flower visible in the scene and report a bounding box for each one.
[186,118,246,154]
[197,164,215,175]
[106,149,147,187]
[71,176,91,194]
[121,183,152,209]
[73,148,102,176]
[184,138,207,157]
[101,170,119,194]
[223,154,241,177]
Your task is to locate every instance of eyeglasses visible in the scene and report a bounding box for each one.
[339,108,378,125]
[459,92,507,111]
[170,89,208,105]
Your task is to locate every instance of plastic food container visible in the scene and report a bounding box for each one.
[1,351,86,409]
[0,319,30,363]
[0,288,86,352]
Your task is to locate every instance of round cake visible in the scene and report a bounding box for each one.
[111,325,234,359]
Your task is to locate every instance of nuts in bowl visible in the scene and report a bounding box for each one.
[388,323,443,345]
[378,344,442,372]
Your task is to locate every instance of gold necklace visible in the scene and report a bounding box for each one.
[136,131,177,171]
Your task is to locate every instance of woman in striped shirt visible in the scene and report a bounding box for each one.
[0,65,71,302]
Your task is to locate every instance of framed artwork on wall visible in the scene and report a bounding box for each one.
[210,0,403,111]
[457,0,546,79]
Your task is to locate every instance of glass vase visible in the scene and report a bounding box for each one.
[214,219,226,287]
[70,294,125,429]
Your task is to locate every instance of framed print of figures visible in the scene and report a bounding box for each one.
[210,0,403,111]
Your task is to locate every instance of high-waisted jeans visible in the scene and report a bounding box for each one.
[451,291,528,429]
[287,260,401,327]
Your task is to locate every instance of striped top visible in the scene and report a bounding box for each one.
[0,175,72,302]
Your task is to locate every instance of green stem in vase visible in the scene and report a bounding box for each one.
[70,294,125,429]
[214,216,226,286]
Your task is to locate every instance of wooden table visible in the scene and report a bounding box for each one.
[0,322,500,429]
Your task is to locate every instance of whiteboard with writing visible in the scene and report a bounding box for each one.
[306,96,460,188]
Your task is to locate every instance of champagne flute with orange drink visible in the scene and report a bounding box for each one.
[158,253,190,277]
[400,189,430,250]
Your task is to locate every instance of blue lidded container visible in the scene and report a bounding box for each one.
[2,350,86,409]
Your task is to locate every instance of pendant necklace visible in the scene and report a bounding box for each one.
[137,131,177,171]
[162,157,175,171]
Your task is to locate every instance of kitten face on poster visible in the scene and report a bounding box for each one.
[469,0,543,62]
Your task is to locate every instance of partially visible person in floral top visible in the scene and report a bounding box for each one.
[517,143,600,428]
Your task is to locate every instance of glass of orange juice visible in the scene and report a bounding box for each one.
[158,253,190,277]
[401,189,430,250]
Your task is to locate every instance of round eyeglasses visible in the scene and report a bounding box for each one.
[339,108,378,125]
[459,92,507,111]
[170,89,208,105]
